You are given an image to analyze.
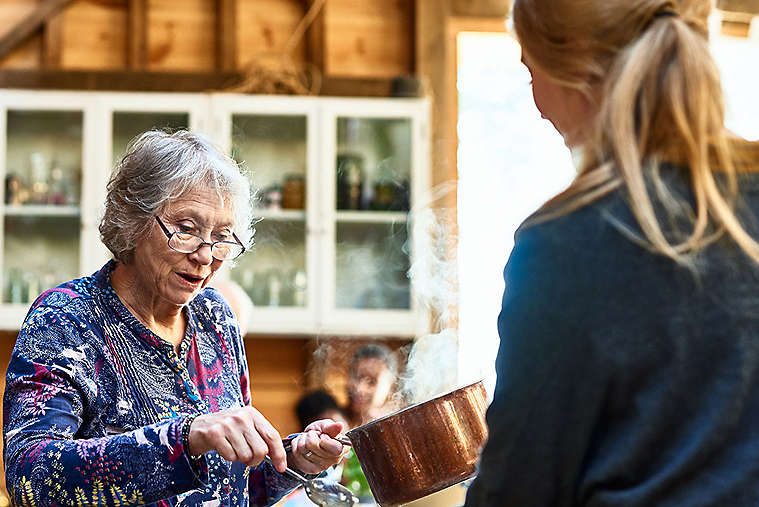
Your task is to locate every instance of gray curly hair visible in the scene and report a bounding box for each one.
[100,129,254,264]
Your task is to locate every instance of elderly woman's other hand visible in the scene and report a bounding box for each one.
[187,406,288,472]
[288,419,348,475]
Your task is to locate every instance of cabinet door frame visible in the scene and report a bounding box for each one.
[210,94,321,334]
[317,97,431,337]
[0,89,100,328]
[94,92,212,270]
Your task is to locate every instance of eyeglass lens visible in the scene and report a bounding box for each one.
[169,232,243,260]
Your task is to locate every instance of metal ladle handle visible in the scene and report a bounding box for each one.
[264,456,309,484]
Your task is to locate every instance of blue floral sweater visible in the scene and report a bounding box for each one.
[3,261,297,506]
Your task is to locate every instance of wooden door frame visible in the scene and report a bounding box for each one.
[416,4,507,329]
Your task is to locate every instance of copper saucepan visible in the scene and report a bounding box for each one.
[345,380,488,506]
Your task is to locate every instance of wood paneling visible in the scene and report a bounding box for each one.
[237,0,306,67]
[0,0,73,63]
[216,0,237,70]
[0,0,417,91]
[61,0,127,69]
[0,68,394,95]
[246,337,310,435]
[324,0,413,78]
[0,0,42,68]
[128,0,147,68]
[42,11,63,68]
[147,0,216,70]
[0,35,41,69]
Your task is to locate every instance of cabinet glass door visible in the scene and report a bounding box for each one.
[334,117,412,310]
[112,112,189,165]
[3,110,83,304]
[229,114,309,308]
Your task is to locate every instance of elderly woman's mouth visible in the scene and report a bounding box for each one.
[178,272,205,284]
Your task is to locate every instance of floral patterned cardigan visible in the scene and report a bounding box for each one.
[3,261,297,506]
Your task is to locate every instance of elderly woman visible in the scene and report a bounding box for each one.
[3,130,345,506]
[465,0,759,505]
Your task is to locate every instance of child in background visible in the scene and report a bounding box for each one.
[344,344,399,428]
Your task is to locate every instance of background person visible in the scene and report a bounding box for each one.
[3,130,346,506]
[344,343,399,428]
[465,0,759,505]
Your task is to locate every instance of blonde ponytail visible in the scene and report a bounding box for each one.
[513,0,759,264]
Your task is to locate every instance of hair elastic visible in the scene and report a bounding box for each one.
[653,9,678,18]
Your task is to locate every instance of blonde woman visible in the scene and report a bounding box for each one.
[465,0,759,505]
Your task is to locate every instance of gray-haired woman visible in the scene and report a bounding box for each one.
[3,130,346,506]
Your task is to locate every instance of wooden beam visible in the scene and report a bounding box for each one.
[127,0,147,69]
[0,69,396,96]
[451,0,511,17]
[0,0,74,62]
[320,77,394,97]
[216,0,237,71]
[42,13,64,68]
[304,0,325,72]
[718,0,759,15]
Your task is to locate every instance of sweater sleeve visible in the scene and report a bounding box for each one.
[3,313,206,506]
[465,220,609,507]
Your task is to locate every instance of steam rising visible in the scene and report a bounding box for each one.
[398,183,484,406]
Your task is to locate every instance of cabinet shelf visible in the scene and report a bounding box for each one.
[254,209,307,221]
[335,211,408,224]
[3,205,81,217]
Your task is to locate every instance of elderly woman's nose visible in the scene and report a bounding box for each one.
[191,243,215,264]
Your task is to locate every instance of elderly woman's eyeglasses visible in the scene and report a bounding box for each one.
[155,216,245,261]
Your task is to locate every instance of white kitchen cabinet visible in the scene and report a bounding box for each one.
[0,90,430,337]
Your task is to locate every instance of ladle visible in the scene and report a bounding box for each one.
[264,456,358,507]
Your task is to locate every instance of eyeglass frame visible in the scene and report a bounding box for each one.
[154,215,246,261]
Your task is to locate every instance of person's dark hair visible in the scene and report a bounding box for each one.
[295,390,341,428]
[349,343,398,377]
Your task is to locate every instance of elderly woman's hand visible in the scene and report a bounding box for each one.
[187,406,288,472]
[288,419,349,475]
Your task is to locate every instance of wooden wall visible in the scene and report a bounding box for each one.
[0,0,415,91]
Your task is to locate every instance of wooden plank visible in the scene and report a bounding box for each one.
[0,1,41,68]
[245,337,308,386]
[0,68,397,96]
[0,68,241,90]
[323,0,414,78]
[148,0,216,71]
[416,0,457,329]
[216,0,237,70]
[237,0,306,67]
[718,0,759,15]
[320,76,394,96]
[41,12,63,68]
[128,0,147,69]
[304,0,325,71]
[0,0,74,62]
[61,0,127,70]
[451,0,511,17]
[721,19,752,37]
[246,337,309,435]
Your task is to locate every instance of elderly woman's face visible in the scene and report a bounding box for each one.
[131,188,234,308]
